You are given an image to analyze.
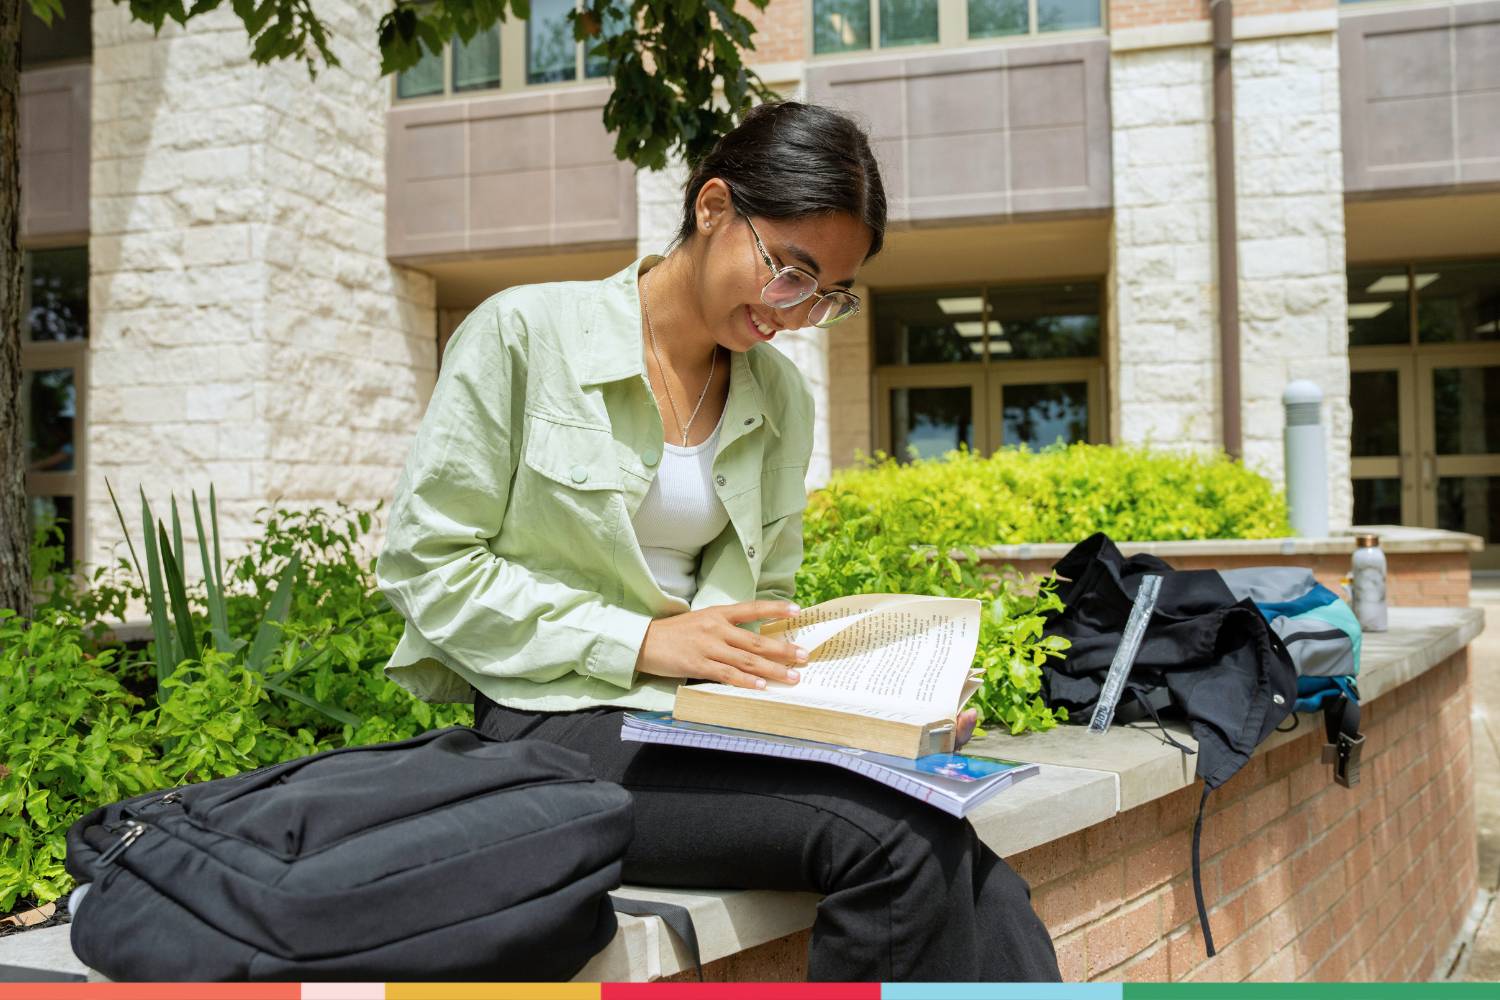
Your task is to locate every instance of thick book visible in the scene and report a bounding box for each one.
[673,594,985,758]
[621,711,1038,819]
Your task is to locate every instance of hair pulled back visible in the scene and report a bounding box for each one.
[675,101,887,260]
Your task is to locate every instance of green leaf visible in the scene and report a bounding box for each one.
[246,552,301,674]
[262,679,362,727]
[139,490,179,696]
[158,524,200,665]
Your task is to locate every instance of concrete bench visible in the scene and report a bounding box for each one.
[2,607,1481,984]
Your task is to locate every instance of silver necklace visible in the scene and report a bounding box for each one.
[641,268,717,447]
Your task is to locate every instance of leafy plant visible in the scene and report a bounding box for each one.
[3,494,471,914]
[106,482,354,726]
[796,488,1069,736]
[817,444,1292,546]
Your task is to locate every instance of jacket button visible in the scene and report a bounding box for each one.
[641,449,659,467]
[715,474,727,487]
[747,545,756,558]
[570,465,589,484]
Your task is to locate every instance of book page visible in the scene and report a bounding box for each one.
[762,594,968,657]
[712,594,982,715]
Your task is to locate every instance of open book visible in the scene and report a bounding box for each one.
[673,594,984,758]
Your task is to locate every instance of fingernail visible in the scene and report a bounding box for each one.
[754,678,767,689]
[794,646,809,662]
[787,669,800,682]
[787,604,801,614]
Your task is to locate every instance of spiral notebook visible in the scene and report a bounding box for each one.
[621,711,1038,818]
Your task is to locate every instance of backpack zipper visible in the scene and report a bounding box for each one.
[98,821,146,865]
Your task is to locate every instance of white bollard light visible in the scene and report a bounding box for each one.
[1283,380,1328,538]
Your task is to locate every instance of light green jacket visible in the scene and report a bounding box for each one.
[376,255,815,711]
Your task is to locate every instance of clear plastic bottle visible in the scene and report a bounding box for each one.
[1351,534,1388,632]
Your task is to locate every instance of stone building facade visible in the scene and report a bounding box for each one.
[17,0,1500,574]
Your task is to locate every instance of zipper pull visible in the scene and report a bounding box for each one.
[156,791,182,807]
[98,821,146,865]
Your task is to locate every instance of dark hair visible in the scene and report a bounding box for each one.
[674,102,887,260]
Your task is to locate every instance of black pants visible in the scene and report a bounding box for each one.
[473,692,1062,982]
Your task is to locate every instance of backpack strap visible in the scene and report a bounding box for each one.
[1321,683,1364,789]
[611,895,703,981]
[1191,783,1216,958]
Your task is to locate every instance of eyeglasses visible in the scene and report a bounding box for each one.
[741,214,861,328]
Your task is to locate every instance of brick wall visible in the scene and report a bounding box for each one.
[1015,648,1477,981]
[1111,0,1209,30]
[979,550,1475,608]
[747,0,805,65]
[1111,0,1333,30]
[684,644,1478,982]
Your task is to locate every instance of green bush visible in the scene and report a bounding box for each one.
[3,497,469,914]
[797,480,1071,742]
[818,444,1292,545]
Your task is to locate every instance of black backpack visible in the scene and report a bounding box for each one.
[65,727,635,981]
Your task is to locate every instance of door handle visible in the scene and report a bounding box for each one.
[1422,451,1437,486]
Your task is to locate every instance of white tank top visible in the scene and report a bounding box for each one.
[630,408,731,603]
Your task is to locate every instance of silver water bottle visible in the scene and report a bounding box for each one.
[1351,534,1388,632]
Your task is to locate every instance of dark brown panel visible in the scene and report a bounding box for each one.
[387,85,636,263]
[1342,1,1500,196]
[807,38,1111,225]
[19,64,89,241]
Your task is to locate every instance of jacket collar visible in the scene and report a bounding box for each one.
[579,254,781,437]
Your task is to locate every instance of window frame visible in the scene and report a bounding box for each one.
[20,239,90,570]
[392,2,618,104]
[807,0,1110,62]
[872,275,1108,459]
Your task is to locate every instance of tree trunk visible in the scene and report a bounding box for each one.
[0,0,32,619]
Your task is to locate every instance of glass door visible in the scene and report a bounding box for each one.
[1349,353,1417,527]
[1418,353,1500,571]
[1348,259,1500,571]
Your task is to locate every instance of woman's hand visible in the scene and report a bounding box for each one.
[955,708,979,751]
[636,601,808,689]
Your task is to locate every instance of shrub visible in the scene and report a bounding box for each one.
[3,496,468,914]
[816,444,1292,546]
[797,487,1070,739]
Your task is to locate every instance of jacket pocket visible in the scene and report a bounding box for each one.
[521,411,624,493]
[760,464,809,526]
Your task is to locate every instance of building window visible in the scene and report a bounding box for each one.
[873,281,1105,461]
[397,24,502,99]
[22,246,88,567]
[813,0,1104,56]
[21,0,91,69]
[395,1,626,100]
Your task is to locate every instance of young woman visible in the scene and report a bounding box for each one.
[376,101,1061,982]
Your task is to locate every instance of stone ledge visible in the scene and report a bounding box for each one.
[972,525,1484,564]
[580,606,1482,980]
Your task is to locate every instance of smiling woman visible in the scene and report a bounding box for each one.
[375,101,1062,983]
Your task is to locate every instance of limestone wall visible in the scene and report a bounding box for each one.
[1109,44,1221,452]
[1234,31,1351,528]
[85,1,437,574]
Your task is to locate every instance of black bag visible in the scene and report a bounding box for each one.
[65,727,634,982]
[1040,533,1301,959]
